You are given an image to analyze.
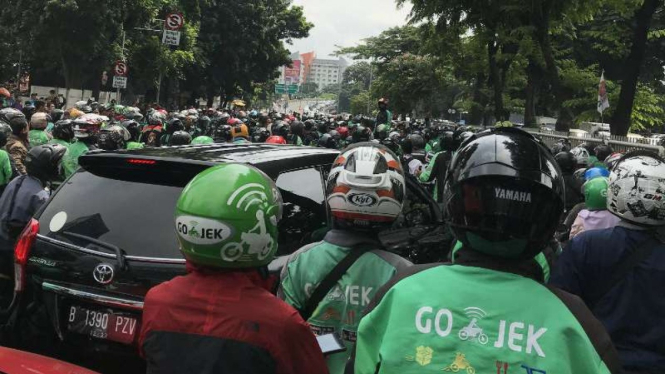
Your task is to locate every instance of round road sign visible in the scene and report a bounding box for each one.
[165,13,184,31]
[114,61,128,76]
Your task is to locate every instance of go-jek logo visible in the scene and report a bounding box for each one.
[176,215,232,245]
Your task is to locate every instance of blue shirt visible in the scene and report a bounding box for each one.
[550,225,665,372]
[0,175,48,243]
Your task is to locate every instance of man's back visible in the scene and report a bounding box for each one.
[140,269,327,374]
[551,226,665,372]
[349,262,621,374]
[279,230,411,374]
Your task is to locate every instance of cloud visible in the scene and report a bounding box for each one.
[287,0,411,60]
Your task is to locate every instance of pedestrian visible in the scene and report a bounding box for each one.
[347,128,622,374]
[279,143,411,374]
[551,151,665,374]
[139,163,328,374]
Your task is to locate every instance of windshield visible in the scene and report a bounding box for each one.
[38,171,183,259]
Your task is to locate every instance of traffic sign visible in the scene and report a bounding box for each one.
[288,85,299,94]
[274,84,298,94]
[165,13,184,31]
[162,30,181,46]
[274,84,286,94]
[112,76,127,89]
[114,61,128,76]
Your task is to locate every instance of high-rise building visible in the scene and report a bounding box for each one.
[278,52,347,90]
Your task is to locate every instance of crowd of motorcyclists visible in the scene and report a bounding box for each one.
[0,94,662,374]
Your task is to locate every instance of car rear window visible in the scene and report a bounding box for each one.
[38,171,185,259]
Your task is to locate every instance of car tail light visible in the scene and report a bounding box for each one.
[127,159,157,165]
[14,219,39,292]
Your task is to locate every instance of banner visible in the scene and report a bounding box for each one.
[597,71,609,115]
[284,60,301,85]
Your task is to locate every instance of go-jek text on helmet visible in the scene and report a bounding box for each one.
[175,163,283,268]
[444,128,565,259]
[607,151,665,227]
[326,142,405,231]
[584,177,609,211]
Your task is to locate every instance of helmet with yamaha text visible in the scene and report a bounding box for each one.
[326,142,405,231]
[175,163,283,268]
[444,127,565,259]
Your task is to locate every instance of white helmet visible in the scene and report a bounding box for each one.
[571,146,590,167]
[326,143,405,230]
[607,152,665,226]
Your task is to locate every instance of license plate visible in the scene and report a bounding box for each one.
[67,305,139,345]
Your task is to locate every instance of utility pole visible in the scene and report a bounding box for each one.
[367,62,373,115]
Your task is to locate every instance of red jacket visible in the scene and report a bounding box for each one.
[139,265,328,374]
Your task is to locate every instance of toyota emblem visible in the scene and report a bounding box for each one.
[93,264,115,285]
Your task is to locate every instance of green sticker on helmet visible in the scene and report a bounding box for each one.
[175,215,233,245]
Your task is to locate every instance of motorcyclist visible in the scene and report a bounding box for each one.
[0,123,13,196]
[347,128,621,374]
[318,133,338,149]
[287,121,304,146]
[400,138,422,177]
[98,125,131,151]
[48,120,74,148]
[0,144,66,285]
[279,142,412,374]
[121,120,144,150]
[231,123,251,144]
[555,151,584,212]
[419,130,454,202]
[568,177,620,239]
[139,163,328,374]
[61,119,100,178]
[160,117,184,146]
[551,150,665,374]
[374,98,392,138]
[28,112,52,148]
[593,144,613,168]
[3,109,30,175]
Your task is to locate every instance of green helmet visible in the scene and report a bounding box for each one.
[175,164,283,268]
[584,177,609,211]
[191,136,214,145]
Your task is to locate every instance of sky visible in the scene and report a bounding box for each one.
[288,0,412,60]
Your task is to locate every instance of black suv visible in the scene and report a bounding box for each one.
[8,143,446,359]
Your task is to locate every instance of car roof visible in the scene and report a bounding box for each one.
[80,143,340,177]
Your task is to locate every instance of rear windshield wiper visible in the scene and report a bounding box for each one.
[60,231,127,271]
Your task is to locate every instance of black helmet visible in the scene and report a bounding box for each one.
[169,131,192,146]
[304,119,316,131]
[352,126,371,142]
[290,121,305,137]
[166,118,184,134]
[554,151,576,173]
[457,131,474,148]
[214,124,232,142]
[593,144,613,163]
[198,116,211,131]
[318,133,338,149]
[407,133,425,151]
[121,120,140,142]
[440,131,455,152]
[50,109,64,123]
[328,130,341,142]
[25,144,67,182]
[0,123,11,147]
[272,122,289,138]
[444,128,564,260]
[52,120,75,142]
[0,108,27,135]
[98,125,130,150]
[316,121,328,134]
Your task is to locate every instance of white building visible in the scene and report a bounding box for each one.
[306,58,347,90]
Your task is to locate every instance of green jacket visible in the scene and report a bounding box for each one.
[0,149,12,185]
[348,254,620,374]
[62,141,90,178]
[48,138,71,149]
[279,230,412,374]
[28,129,50,149]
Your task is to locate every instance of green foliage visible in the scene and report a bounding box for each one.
[630,84,665,131]
[350,91,372,115]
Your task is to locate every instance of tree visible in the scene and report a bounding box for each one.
[610,0,662,135]
[343,62,372,90]
[300,82,319,96]
[350,91,372,115]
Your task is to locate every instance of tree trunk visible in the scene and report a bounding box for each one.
[610,0,660,136]
[487,40,508,121]
[524,61,539,127]
[533,0,573,132]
